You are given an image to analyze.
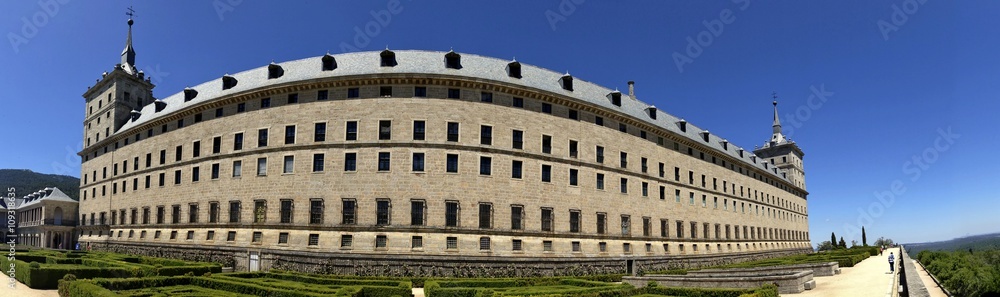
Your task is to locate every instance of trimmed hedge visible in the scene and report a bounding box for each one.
[3,250,221,289]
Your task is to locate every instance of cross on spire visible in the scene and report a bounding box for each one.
[126,6,135,19]
[121,6,137,71]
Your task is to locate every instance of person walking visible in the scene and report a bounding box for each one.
[888,252,895,273]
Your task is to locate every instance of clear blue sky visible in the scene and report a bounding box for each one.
[2,1,997,247]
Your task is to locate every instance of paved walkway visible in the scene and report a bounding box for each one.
[912,259,949,297]
[0,273,58,297]
[795,252,897,296]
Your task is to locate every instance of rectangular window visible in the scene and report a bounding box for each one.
[317,90,329,100]
[621,215,631,236]
[344,153,357,171]
[480,92,493,102]
[446,154,459,173]
[209,202,219,223]
[341,235,353,247]
[313,154,325,172]
[620,178,628,194]
[619,123,627,133]
[596,146,604,163]
[376,199,391,225]
[643,217,651,237]
[479,237,491,251]
[378,120,391,140]
[596,173,604,190]
[447,122,459,142]
[308,234,319,246]
[174,170,181,185]
[412,153,425,172]
[620,152,627,168]
[568,109,578,120]
[541,135,552,154]
[511,205,523,230]
[512,130,523,149]
[511,160,522,179]
[309,199,323,224]
[345,121,358,140]
[257,158,267,176]
[446,237,458,249]
[641,157,648,173]
[261,98,271,108]
[675,189,681,203]
[480,125,492,145]
[642,182,648,197]
[478,203,492,229]
[378,152,391,171]
[258,128,269,147]
[189,204,199,223]
[412,120,425,140]
[285,125,296,144]
[283,155,294,174]
[445,201,460,227]
[541,164,551,182]
[192,141,201,158]
[569,210,580,233]
[410,200,425,226]
[379,86,392,97]
[226,231,236,241]
[215,108,224,117]
[342,199,356,224]
[176,145,183,161]
[659,163,665,178]
[192,166,200,182]
[375,235,388,248]
[232,160,242,177]
[171,205,181,224]
[541,103,552,114]
[157,206,164,224]
[479,156,492,175]
[159,150,166,165]
[447,88,460,99]
[287,93,298,104]
[659,186,665,200]
[414,86,427,97]
[661,219,668,237]
[212,137,221,154]
[253,200,266,223]
[541,208,553,232]
[411,236,423,249]
[512,97,524,108]
[347,88,359,98]
[280,200,293,223]
[234,133,243,151]
[568,168,579,186]
[211,163,220,179]
[314,123,326,142]
[569,140,578,158]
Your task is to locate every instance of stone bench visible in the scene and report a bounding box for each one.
[688,261,840,277]
[624,270,815,294]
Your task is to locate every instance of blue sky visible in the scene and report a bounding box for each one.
[2,1,997,247]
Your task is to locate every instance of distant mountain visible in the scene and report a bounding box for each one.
[0,169,80,201]
[905,232,1000,256]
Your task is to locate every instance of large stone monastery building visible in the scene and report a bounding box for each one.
[78,18,810,274]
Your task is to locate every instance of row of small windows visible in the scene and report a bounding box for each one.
[84,117,805,214]
[82,145,806,218]
[92,228,801,254]
[79,198,807,242]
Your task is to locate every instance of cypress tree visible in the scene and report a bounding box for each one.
[862,226,868,247]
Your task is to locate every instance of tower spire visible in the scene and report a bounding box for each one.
[121,7,136,71]
[772,92,781,133]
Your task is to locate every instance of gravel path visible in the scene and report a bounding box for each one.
[0,273,59,297]
[794,252,897,296]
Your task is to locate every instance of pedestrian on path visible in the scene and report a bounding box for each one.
[888,252,895,273]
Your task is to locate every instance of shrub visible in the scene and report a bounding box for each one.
[57,274,77,297]
[29,261,41,268]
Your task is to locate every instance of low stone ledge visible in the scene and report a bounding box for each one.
[688,261,840,277]
[625,270,815,294]
[899,246,931,297]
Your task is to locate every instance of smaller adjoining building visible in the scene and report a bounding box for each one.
[13,187,79,249]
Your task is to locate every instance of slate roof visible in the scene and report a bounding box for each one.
[15,187,77,209]
[114,50,795,185]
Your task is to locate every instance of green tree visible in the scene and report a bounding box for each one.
[817,241,834,251]
[839,237,847,249]
[831,232,837,247]
[862,226,868,246]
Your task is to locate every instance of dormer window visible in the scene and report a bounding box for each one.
[722,140,729,150]
[130,110,141,122]
[647,106,657,119]
[183,88,198,102]
[608,91,622,106]
[445,51,461,69]
[700,131,710,142]
[222,75,238,90]
[560,74,573,91]
[737,149,744,157]
[380,49,397,67]
[268,63,284,79]
[322,54,337,71]
[154,100,166,112]
[678,120,687,132]
[506,61,521,78]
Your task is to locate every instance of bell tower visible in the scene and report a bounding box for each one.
[753,93,806,190]
[81,9,154,150]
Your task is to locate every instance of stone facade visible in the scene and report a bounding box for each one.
[11,187,78,249]
[76,19,811,273]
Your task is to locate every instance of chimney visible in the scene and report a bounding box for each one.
[627,81,635,99]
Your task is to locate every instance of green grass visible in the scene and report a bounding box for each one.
[1,250,221,289]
